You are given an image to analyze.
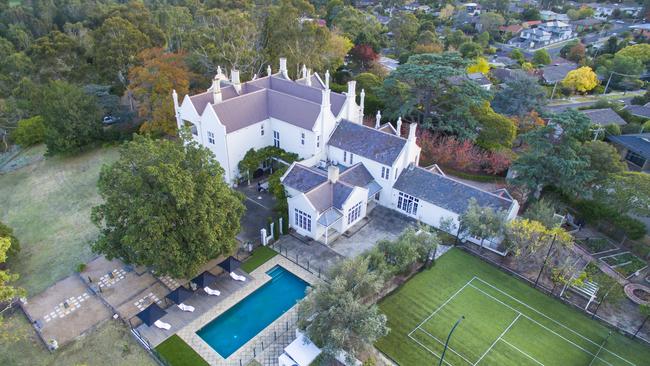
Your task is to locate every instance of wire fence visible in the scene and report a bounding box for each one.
[272,242,330,283]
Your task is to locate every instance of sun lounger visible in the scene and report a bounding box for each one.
[177,303,195,312]
[230,272,246,282]
[154,320,171,330]
[204,286,221,296]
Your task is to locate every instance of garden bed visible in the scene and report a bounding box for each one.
[576,237,617,254]
[601,252,648,278]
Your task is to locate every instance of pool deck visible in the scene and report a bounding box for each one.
[176,255,320,366]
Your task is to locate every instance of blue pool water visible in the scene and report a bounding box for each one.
[196,265,308,358]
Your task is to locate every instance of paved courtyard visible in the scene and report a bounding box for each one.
[236,179,277,246]
[330,205,417,257]
[21,275,112,348]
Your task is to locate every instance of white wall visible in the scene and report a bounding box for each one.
[338,187,369,232]
[287,194,324,240]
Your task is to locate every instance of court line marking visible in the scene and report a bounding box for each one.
[499,338,545,366]
[474,313,521,365]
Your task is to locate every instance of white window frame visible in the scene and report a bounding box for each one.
[347,202,363,225]
[301,132,305,145]
[207,131,215,144]
[273,130,280,148]
[343,151,347,163]
[261,124,264,136]
[397,192,419,216]
[316,135,320,148]
[294,209,312,232]
[381,167,391,180]
[350,153,354,164]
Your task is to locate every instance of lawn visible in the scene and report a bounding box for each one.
[155,335,209,366]
[0,312,155,366]
[376,248,650,366]
[241,246,278,273]
[0,145,119,295]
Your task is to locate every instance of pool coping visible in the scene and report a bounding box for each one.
[176,255,320,366]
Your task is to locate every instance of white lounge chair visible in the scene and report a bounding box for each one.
[204,286,221,296]
[154,320,171,330]
[230,272,246,282]
[177,303,195,312]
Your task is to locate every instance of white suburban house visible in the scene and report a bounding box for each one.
[174,58,519,253]
[516,21,573,49]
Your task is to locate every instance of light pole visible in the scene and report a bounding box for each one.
[603,71,640,95]
[534,234,557,288]
[438,316,464,366]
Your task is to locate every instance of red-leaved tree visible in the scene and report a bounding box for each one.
[350,44,379,69]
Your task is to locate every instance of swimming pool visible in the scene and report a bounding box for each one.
[196,265,308,358]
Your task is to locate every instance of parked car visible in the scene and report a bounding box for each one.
[102,115,121,125]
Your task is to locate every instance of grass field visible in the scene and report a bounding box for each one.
[0,312,155,366]
[241,246,278,273]
[376,249,650,366]
[0,145,119,295]
[155,335,209,366]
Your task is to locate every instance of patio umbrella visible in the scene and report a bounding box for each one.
[218,256,241,273]
[191,271,218,288]
[165,286,194,305]
[136,303,167,326]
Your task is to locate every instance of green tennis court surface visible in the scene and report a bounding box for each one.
[376,249,650,366]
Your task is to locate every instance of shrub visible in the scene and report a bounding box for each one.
[573,199,646,240]
[604,124,621,136]
[621,123,643,134]
[12,116,45,146]
[612,216,646,240]
[76,263,87,272]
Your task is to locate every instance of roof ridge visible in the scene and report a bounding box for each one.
[270,75,347,98]
[211,88,267,107]
[342,119,408,142]
[267,88,322,107]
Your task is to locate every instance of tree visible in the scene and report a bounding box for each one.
[349,44,378,69]
[594,172,650,216]
[128,48,191,136]
[92,17,151,87]
[459,198,507,250]
[581,141,627,185]
[473,102,516,150]
[378,52,491,139]
[331,5,384,49]
[492,71,547,117]
[377,227,439,274]
[532,49,551,65]
[478,12,505,35]
[38,80,102,154]
[566,43,586,64]
[0,221,20,261]
[355,72,382,92]
[616,44,650,66]
[91,134,245,278]
[388,12,419,55]
[562,66,599,93]
[11,115,45,147]
[510,110,593,197]
[27,30,87,82]
[505,218,572,265]
[510,48,525,64]
[0,235,25,335]
[467,57,490,75]
[297,256,388,362]
[522,199,560,229]
[459,41,483,59]
[476,31,490,48]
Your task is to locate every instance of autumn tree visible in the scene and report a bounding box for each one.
[128,48,191,136]
[562,66,599,93]
[92,134,245,278]
[505,218,572,268]
[566,43,586,64]
[467,57,490,74]
[350,44,378,69]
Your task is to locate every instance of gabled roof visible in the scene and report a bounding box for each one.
[624,105,650,119]
[328,120,408,166]
[378,123,398,135]
[580,108,627,126]
[281,164,328,192]
[394,166,513,214]
[305,181,354,212]
[607,133,650,160]
[339,163,374,187]
[541,63,577,83]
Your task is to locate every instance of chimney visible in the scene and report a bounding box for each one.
[408,122,417,141]
[321,88,330,109]
[279,57,289,79]
[306,69,312,86]
[267,64,272,76]
[216,66,225,79]
[230,69,241,93]
[172,89,179,110]
[325,70,330,89]
[328,165,339,183]
[359,89,365,124]
[211,76,222,103]
[301,64,307,79]
[375,110,381,129]
[396,117,402,137]
[347,80,356,99]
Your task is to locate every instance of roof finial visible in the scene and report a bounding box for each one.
[267,64,272,76]
[375,110,381,129]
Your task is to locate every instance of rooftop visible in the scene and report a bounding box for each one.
[541,62,578,83]
[394,166,513,214]
[624,105,650,119]
[607,133,650,160]
[580,108,627,126]
[328,120,408,166]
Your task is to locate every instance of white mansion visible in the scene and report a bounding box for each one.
[173,59,519,251]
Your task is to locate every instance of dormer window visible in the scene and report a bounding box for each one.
[260,124,264,136]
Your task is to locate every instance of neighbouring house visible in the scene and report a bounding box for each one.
[499,24,524,37]
[592,4,642,20]
[571,18,604,33]
[540,10,570,22]
[630,24,650,39]
[490,68,517,84]
[624,104,650,120]
[177,58,519,254]
[515,21,573,49]
[607,133,650,172]
[521,20,542,29]
[540,62,578,84]
[462,2,481,16]
[448,72,493,90]
[378,56,400,72]
[488,56,518,68]
[580,108,627,127]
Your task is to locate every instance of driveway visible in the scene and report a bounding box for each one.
[236,180,277,246]
[330,205,417,258]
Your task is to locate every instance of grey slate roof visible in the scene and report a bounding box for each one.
[467,72,492,86]
[317,208,343,226]
[541,63,577,83]
[607,133,650,159]
[394,166,513,214]
[328,120,407,166]
[339,163,374,187]
[580,108,627,126]
[305,182,354,212]
[281,164,328,192]
[625,105,650,119]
